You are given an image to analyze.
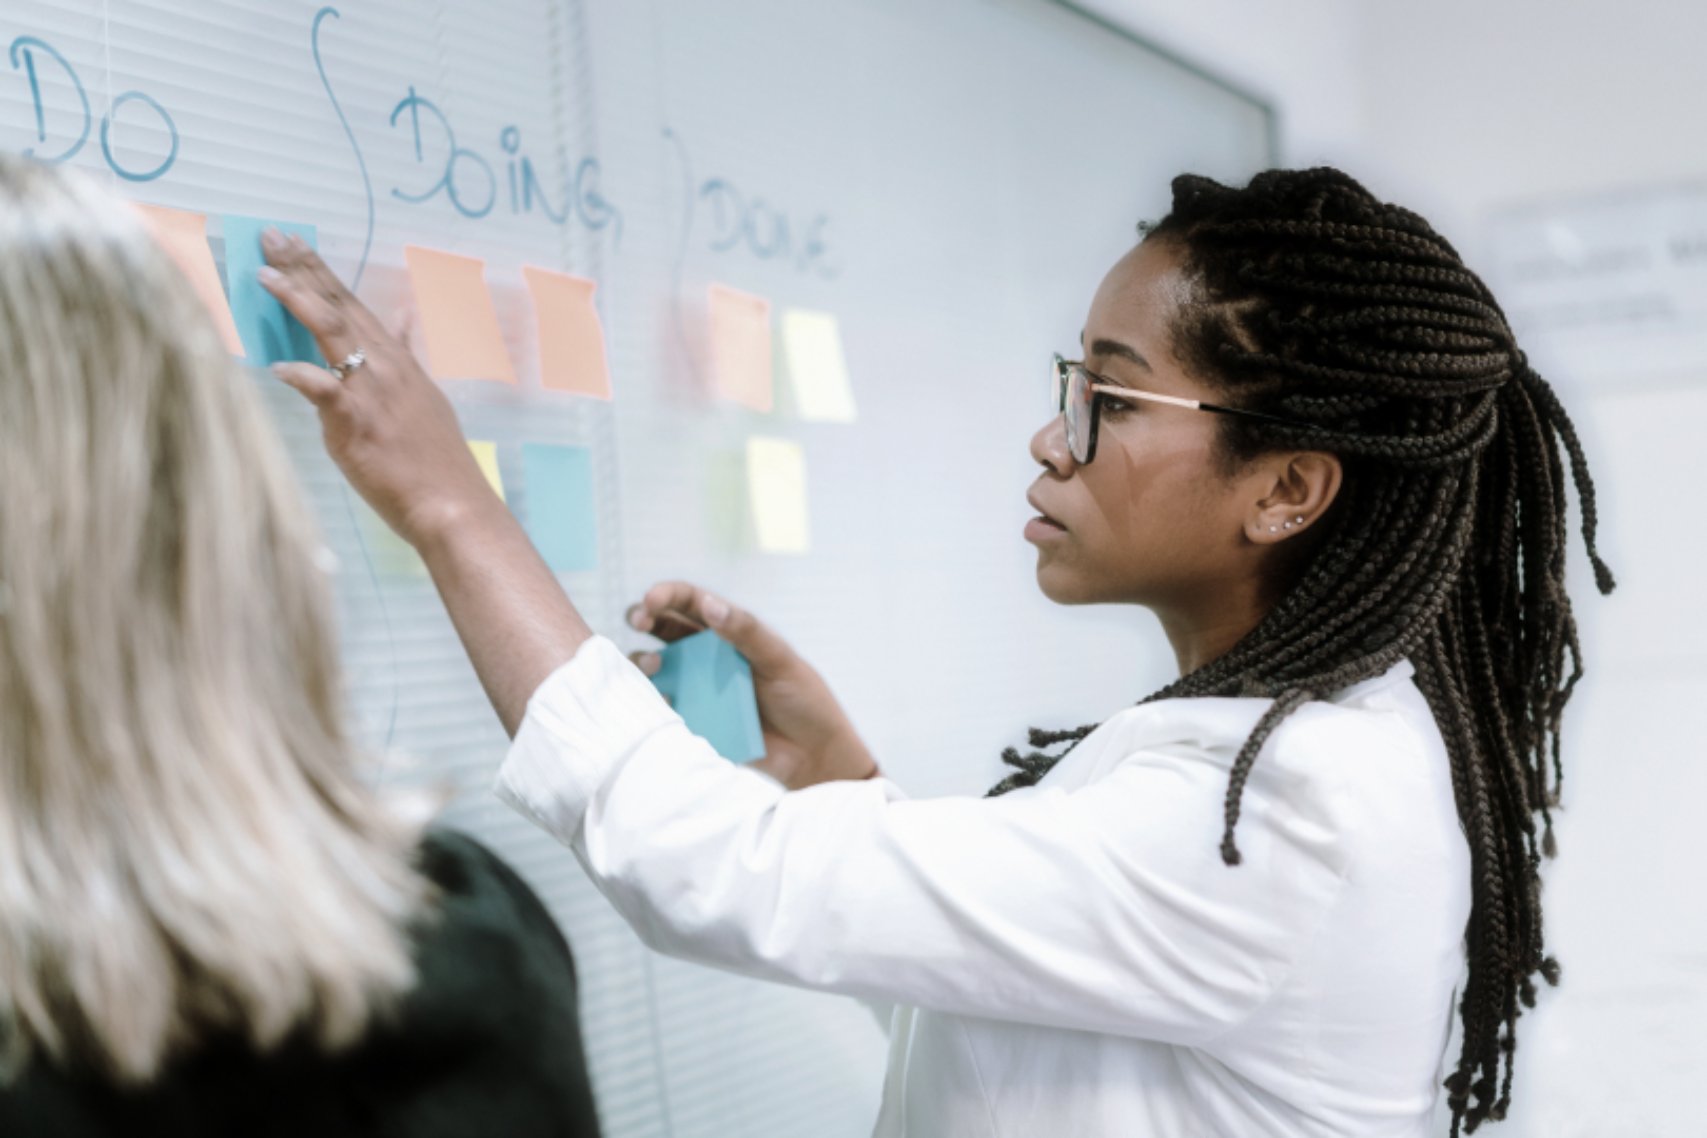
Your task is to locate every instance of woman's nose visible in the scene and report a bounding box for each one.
[1031,413,1075,476]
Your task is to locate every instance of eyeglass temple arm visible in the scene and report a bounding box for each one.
[1088,384,1305,429]
[1088,384,1201,412]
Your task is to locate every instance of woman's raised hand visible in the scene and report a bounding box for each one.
[627,582,878,790]
[257,230,500,548]
[257,235,874,771]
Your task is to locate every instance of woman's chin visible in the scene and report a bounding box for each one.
[1034,561,1095,605]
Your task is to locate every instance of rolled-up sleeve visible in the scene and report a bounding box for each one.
[495,635,1352,1046]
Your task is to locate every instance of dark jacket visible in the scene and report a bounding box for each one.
[0,828,602,1137]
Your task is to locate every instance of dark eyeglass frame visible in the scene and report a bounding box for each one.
[1051,353,1309,464]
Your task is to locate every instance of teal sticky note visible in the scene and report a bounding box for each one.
[650,630,765,763]
[522,443,598,572]
[222,215,324,366]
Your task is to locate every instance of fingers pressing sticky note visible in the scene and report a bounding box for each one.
[746,437,810,554]
[222,215,323,367]
[467,440,505,500]
[709,283,773,412]
[779,309,857,422]
[404,246,517,384]
[523,267,612,399]
[134,204,245,356]
[522,443,598,572]
[649,630,766,763]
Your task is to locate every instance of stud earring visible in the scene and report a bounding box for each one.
[1283,522,1293,530]
[1294,515,1304,524]
[1268,526,1277,533]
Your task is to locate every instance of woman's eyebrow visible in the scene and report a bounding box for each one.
[1087,337,1153,373]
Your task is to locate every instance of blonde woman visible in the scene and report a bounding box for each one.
[0,155,599,1136]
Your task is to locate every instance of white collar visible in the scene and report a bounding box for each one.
[1327,657,1417,704]
[1094,656,1420,751]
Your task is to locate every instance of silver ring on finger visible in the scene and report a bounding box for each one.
[327,349,366,381]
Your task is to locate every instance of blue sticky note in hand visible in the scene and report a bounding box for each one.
[522,443,599,572]
[650,630,766,763]
[221,215,324,366]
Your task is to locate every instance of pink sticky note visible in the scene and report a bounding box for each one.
[133,203,245,356]
[403,246,517,384]
[708,283,773,412]
[523,266,612,399]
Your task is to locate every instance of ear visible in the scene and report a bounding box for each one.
[1244,451,1342,545]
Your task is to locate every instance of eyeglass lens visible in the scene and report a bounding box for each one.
[1067,363,1093,463]
[1050,357,1095,464]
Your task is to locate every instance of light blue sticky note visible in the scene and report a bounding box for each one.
[650,630,765,763]
[522,443,598,572]
[221,215,324,366]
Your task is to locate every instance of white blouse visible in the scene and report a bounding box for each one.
[495,636,1471,1137]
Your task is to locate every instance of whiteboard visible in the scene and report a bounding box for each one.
[0,2,1272,1133]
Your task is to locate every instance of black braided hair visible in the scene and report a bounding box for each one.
[989,168,1615,1135]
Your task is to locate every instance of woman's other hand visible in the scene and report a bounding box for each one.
[257,230,499,549]
[627,583,878,790]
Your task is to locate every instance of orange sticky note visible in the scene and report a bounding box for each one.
[133,203,244,356]
[709,283,773,412]
[404,246,517,383]
[468,440,505,501]
[523,266,612,399]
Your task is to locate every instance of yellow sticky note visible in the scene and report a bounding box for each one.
[780,309,856,422]
[523,266,612,399]
[404,246,517,383]
[746,437,809,554]
[709,283,773,412]
[468,440,505,501]
[133,203,245,356]
[357,500,426,577]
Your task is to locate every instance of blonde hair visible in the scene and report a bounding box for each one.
[0,155,437,1085]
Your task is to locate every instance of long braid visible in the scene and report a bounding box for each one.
[989,168,1614,1134]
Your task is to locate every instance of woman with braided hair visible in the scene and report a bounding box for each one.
[262,165,1611,1137]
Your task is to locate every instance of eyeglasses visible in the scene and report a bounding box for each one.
[1050,353,1308,464]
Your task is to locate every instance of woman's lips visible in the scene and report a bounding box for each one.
[1024,491,1065,542]
[1025,490,1067,536]
[1024,515,1068,542]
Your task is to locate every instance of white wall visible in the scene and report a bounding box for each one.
[1077,0,1367,164]
[1357,5,1707,1136]
[1081,2,1704,1135]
